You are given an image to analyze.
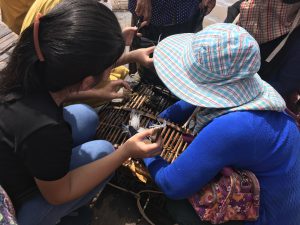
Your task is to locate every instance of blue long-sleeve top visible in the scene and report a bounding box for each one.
[144,100,300,225]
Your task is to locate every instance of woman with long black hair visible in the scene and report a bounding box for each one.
[0,1,161,224]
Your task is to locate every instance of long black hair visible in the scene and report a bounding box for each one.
[0,0,125,101]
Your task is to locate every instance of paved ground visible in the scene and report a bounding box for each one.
[91,167,175,225]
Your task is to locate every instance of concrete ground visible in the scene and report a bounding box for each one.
[91,168,175,225]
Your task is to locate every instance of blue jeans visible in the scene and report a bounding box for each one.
[17,104,114,225]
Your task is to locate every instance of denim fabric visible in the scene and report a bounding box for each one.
[17,104,114,225]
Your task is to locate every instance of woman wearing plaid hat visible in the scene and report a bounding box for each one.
[143,23,300,225]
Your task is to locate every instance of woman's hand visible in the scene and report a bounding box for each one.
[93,80,131,100]
[116,46,155,68]
[35,128,161,205]
[122,22,148,46]
[65,80,131,102]
[135,0,152,24]
[199,0,216,15]
[129,46,155,68]
[120,129,162,159]
[122,27,141,46]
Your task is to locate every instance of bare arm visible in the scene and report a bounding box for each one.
[35,146,128,205]
[64,80,131,103]
[35,129,162,205]
[116,46,155,68]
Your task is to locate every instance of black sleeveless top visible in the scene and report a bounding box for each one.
[0,92,72,208]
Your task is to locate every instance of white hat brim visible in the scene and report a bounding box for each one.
[154,33,270,108]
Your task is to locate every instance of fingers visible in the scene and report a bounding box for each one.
[144,58,154,68]
[129,48,153,68]
[140,46,155,68]
[113,92,126,99]
[154,136,163,149]
[140,21,148,29]
[136,129,163,145]
[202,0,209,6]
[144,2,152,23]
[145,148,162,158]
[122,81,131,90]
[135,1,142,16]
[135,128,163,143]
[122,26,139,46]
[110,80,130,88]
[141,58,153,68]
[135,128,156,140]
[141,54,154,68]
[140,141,162,158]
[206,5,215,15]
[146,46,155,54]
[143,10,150,23]
[109,79,123,87]
[124,128,163,158]
[143,141,162,150]
[137,21,149,33]
[135,0,152,24]
[122,26,138,33]
[200,0,216,15]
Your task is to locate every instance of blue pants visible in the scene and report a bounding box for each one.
[17,104,114,225]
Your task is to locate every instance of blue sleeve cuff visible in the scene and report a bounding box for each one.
[158,100,196,124]
[143,156,163,167]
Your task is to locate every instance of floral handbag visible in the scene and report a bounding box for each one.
[188,167,260,224]
[0,185,17,225]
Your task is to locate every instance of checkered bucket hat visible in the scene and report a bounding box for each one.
[154,23,284,108]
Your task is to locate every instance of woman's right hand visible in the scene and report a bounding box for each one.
[120,128,162,159]
[129,46,155,68]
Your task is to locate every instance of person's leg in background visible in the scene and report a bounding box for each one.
[258,27,300,115]
[17,104,115,225]
[268,26,300,115]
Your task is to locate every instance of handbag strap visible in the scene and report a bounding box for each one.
[229,169,260,207]
[214,174,236,221]
[266,8,300,62]
[232,13,240,25]
[244,170,260,207]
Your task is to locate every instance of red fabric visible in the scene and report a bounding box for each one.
[239,0,300,44]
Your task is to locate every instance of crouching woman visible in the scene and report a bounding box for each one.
[0,1,161,224]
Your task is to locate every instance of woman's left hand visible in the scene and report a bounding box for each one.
[122,26,143,46]
[94,80,131,100]
[64,80,131,103]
